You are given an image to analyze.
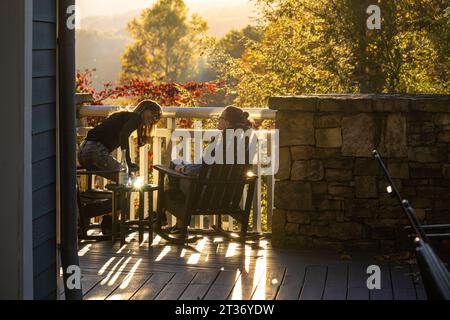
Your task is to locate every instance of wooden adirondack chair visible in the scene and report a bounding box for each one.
[153,161,257,244]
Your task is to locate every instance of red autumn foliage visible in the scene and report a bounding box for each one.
[76,69,223,107]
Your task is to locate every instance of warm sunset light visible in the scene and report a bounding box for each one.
[2,0,449,307]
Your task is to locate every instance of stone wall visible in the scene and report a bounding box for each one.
[269,94,450,252]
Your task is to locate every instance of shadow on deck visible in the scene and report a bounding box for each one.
[75,232,427,300]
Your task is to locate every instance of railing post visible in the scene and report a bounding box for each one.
[266,131,275,232]
[266,175,274,232]
[140,144,149,218]
[152,136,161,213]
[129,135,136,220]
[165,117,176,166]
[252,139,262,233]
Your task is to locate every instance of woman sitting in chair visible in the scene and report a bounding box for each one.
[78,100,162,182]
[165,105,253,233]
[171,105,253,195]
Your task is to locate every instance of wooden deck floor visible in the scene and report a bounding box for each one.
[75,232,427,300]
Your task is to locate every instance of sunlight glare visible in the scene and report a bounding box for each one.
[187,238,207,264]
[78,244,92,256]
[245,244,252,273]
[139,233,149,247]
[98,257,116,275]
[225,242,239,258]
[116,244,127,254]
[108,256,132,286]
[230,269,242,300]
[151,235,161,246]
[251,249,267,300]
[101,257,124,285]
[155,246,171,262]
[119,258,142,289]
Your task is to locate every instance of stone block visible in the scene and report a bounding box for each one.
[443,164,450,178]
[269,96,318,111]
[291,160,324,181]
[354,158,380,176]
[285,223,300,236]
[313,148,342,159]
[323,158,353,170]
[408,133,436,146]
[342,114,376,156]
[271,209,286,247]
[315,199,343,211]
[355,176,378,198]
[277,112,315,146]
[316,128,342,148]
[409,146,447,163]
[275,181,313,211]
[438,131,450,143]
[315,114,341,128]
[387,162,409,179]
[373,97,410,112]
[311,181,328,194]
[379,114,408,157]
[410,164,442,178]
[412,98,450,113]
[318,97,373,113]
[286,211,311,225]
[345,199,378,218]
[276,147,291,180]
[291,146,313,160]
[325,169,353,181]
[313,211,336,223]
[328,183,354,197]
[329,223,366,240]
[299,225,330,237]
[407,121,435,134]
[433,114,450,127]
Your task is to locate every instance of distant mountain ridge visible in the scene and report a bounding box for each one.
[79,2,257,37]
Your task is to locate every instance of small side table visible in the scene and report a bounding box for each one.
[106,183,160,246]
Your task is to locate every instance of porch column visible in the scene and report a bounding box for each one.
[0,0,34,299]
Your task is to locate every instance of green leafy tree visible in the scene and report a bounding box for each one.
[218,25,264,58]
[207,0,449,107]
[121,0,208,82]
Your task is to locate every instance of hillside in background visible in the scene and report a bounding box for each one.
[76,2,257,88]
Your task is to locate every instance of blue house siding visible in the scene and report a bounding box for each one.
[32,0,57,300]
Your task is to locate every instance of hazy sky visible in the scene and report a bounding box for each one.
[77,0,253,18]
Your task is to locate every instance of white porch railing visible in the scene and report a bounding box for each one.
[76,104,277,233]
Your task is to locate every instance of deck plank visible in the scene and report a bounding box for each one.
[299,266,327,300]
[390,264,416,300]
[155,271,197,300]
[369,263,393,300]
[179,271,219,300]
[251,268,285,300]
[204,270,241,300]
[131,273,174,300]
[347,287,370,300]
[107,275,150,300]
[347,264,369,300]
[81,275,104,296]
[276,267,305,300]
[323,265,348,300]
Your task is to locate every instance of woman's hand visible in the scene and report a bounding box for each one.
[174,165,184,173]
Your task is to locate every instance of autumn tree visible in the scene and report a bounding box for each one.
[121,0,208,82]
[207,0,449,106]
